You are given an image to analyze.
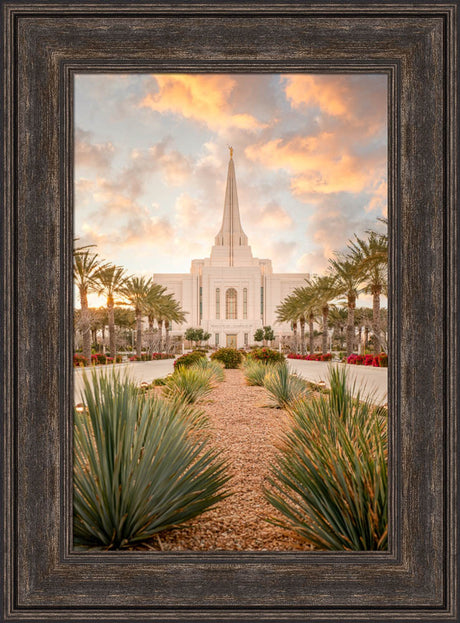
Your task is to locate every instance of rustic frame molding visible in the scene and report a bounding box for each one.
[1,1,458,621]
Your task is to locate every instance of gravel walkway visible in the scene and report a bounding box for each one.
[142,369,311,551]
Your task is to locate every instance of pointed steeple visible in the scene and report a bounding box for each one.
[214,149,248,265]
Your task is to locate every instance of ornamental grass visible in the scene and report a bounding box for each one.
[263,363,308,408]
[163,366,214,405]
[74,370,230,549]
[243,359,274,386]
[192,357,225,383]
[265,366,388,550]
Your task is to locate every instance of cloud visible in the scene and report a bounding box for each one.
[75,128,115,172]
[139,75,268,132]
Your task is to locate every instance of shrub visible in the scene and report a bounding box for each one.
[163,366,214,404]
[263,363,308,408]
[73,353,88,367]
[378,352,388,368]
[73,371,230,548]
[174,350,207,370]
[210,347,243,369]
[243,360,273,386]
[115,355,123,363]
[248,347,285,364]
[265,366,387,550]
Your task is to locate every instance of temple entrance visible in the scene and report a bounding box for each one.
[226,334,237,348]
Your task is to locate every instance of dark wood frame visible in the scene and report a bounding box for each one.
[1,1,458,621]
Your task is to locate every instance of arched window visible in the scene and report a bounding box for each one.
[216,288,220,319]
[243,288,247,319]
[226,288,237,320]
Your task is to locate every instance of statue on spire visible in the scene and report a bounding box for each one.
[229,145,233,159]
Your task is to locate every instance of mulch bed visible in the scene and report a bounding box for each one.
[138,369,312,551]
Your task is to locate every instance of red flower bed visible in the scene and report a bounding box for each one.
[347,352,388,367]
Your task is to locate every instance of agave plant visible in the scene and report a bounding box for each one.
[265,366,387,550]
[74,370,230,549]
[263,363,308,408]
[243,360,272,386]
[192,357,225,383]
[163,366,214,404]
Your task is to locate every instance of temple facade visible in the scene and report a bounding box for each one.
[153,151,309,348]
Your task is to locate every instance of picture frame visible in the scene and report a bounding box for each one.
[1,1,458,621]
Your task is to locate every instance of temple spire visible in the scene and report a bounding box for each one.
[214,150,248,265]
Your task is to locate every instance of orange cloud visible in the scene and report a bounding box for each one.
[140,75,267,131]
[246,135,386,198]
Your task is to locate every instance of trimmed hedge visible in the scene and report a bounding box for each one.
[174,350,207,370]
[247,347,285,364]
[210,347,243,369]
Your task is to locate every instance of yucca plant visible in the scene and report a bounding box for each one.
[265,366,388,550]
[74,370,230,549]
[243,360,272,386]
[192,357,225,383]
[163,366,214,404]
[263,363,308,408]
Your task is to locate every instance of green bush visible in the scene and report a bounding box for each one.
[164,366,214,404]
[265,366,388,550]
[174,350,207,370]
[243,360,274,386]
[247,347,285,364]
[210,347,243,369]
[263,363,308,408]
[73,370,230,549]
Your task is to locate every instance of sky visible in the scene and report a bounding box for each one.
[75,73,387,306]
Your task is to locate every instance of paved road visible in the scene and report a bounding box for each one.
[74,359,176,401]
[287,359,388,405]
[75,358,387,404]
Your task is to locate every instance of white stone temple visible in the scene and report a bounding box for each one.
[153,149,309,348]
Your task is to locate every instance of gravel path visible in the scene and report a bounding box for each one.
[142,369,311,551]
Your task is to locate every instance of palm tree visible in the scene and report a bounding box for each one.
[348,230,388,353]
[73,250,105,363]
[306,274,338,354]
[290,286,319,355]
[122,276,154,357]
[276,295,301,354]
[329,255,363,357]
[142,282,168,352]
[162,298,187,353]
[328,306,348,351]
[155,293,186,353]
[94,264,128,358]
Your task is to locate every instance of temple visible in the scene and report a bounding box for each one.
[153,150,309,348]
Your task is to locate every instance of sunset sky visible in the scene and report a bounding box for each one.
[75,73,387,305]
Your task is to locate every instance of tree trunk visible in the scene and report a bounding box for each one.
[136,310,142,358]
[80,288,92,363]
[107,294,115,357]
[309,314,314,354]
[364,326,369,351]
[165,320,171,353]
[346,295,356,357]
[292,321,298,353]
[299,316,306,356]
[322,306,328,354]
[158,319,164,352]
[372,286,382,353]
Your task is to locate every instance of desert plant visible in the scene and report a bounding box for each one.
[263,363,308,408]
[265,366,387,550]
[243,360,273,386]
[210,347,243,369]
[73,370,230,549]
[163,366,214,404]
[192,357,225,383]
[174,350,207,370]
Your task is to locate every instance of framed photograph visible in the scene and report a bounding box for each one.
[2,1,458,621]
